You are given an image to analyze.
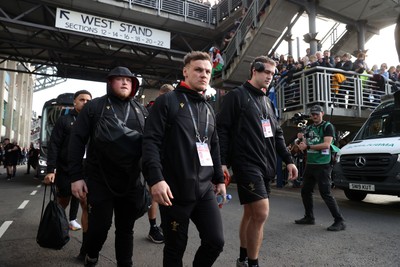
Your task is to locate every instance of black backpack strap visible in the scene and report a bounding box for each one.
[204,101,216,124]
[130,100,147,133]
[235,85,251,133]
[164,91,180,131]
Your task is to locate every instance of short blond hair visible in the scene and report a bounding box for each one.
[159,84,174,95]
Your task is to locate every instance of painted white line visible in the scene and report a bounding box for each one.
[0,221,13,238]
[36,184,41,188]
[18,200,29,209]
[30,190,37,195]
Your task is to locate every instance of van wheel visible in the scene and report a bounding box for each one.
[344,189,367,201]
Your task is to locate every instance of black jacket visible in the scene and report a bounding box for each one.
[68,92,146,193]
[47,109,78,174]
[335,60,353,71]
[142,83,224,202]
[217,81,293,178]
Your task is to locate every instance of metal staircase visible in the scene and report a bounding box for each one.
[214,0,300,88]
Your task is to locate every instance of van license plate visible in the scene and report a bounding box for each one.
[349,183,375,191]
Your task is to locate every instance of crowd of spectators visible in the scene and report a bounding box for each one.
[274,50,400,86]
[272,49,400,108]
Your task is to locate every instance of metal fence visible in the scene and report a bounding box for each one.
[275,66,400,115]
[125,0,245,25]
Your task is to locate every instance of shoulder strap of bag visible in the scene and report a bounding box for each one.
[39,185,48,221]
[235,85,251,133]
[164,91,180,131]
[130,100,146,133]
[39,184,57,221]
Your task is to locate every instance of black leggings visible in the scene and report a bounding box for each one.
[160,195,224,267]
[86,180,137,267]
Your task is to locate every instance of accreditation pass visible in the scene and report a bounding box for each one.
[196,142,213,166]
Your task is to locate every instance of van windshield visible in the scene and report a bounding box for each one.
[354,110,400,140]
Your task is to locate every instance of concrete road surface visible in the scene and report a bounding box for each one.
[1,166,399,266]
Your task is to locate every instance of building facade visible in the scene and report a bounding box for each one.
[0,60,35,148]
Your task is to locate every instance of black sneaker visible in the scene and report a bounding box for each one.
[147,225,164,244]
[295,216,315,225]
[327,221,346,231]
[84,255,98,267]
[76,252,85,261]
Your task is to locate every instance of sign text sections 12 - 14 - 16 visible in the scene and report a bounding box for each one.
[55,8,171,49]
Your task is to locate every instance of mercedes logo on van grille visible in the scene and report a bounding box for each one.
[355,156,366,168]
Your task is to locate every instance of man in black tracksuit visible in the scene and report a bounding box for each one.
[217,56,298,267]
[142,51,226,267]
[44,90,92,260]
[68,67,147,267]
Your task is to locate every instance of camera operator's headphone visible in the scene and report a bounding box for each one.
[253,61,265,72]
[251,60,278,75]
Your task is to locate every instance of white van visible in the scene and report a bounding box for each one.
[333,90,400,201]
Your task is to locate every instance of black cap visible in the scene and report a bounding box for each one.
[310,105,323,114]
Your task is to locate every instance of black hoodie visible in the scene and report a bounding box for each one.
[217,81,293,179]
[142,82,224,202]
[68,84,147,194]
[47,108,79,174]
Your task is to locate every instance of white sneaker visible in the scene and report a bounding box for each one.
[236,258,248,267]
[69,219,82,231]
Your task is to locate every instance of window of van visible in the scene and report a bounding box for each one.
[355,110,400,140]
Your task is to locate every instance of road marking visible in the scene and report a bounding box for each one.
[30,190,37,195]
[0,221,13,238]
[36,184,41,188]
[18,200,29,209]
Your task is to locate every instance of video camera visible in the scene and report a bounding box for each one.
[291,113,310,144]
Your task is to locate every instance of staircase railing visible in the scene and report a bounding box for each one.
[319,22,347,51]
[222,0,270,69]
[275,66,400,116]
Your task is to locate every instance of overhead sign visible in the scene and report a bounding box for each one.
[55,8,170,49]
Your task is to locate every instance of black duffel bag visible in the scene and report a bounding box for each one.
[36,184,70,250]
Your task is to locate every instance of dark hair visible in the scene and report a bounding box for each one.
[183,51,211,66]
[74,90,92,99]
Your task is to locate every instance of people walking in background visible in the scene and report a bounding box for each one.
[25,143,39,175]
[217,56,298,267]
[295,105,345,231]
[44,90,92,260]
[3,138,18,180]
[69,67,147,267]
[142,51,226,266]
[12,141,21,176]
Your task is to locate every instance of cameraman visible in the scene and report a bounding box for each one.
[294,105,345,231]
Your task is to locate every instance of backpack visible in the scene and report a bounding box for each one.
[36,185,70,250]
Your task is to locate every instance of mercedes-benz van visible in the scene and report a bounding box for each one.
[333,91,400,201]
